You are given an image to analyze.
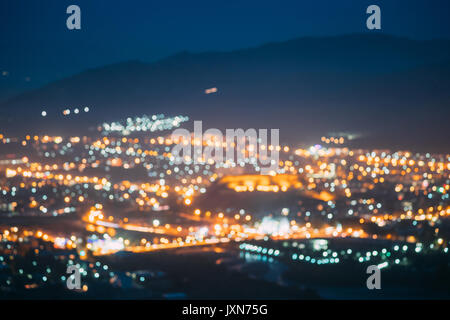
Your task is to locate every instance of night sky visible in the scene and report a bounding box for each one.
[1,0,450,88]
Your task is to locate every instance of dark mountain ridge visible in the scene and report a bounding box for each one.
[1,34,450,152]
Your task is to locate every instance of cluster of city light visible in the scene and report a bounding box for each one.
[321,136,345,145]
[101,114,188,135]
[239,243,281,256]
[238,239,449,269]
[39,107,90,117]
[61,107,90,116]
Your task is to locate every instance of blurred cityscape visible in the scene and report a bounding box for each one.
[0,114,449,299]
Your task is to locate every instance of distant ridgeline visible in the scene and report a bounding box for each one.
[1,34,449,151]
